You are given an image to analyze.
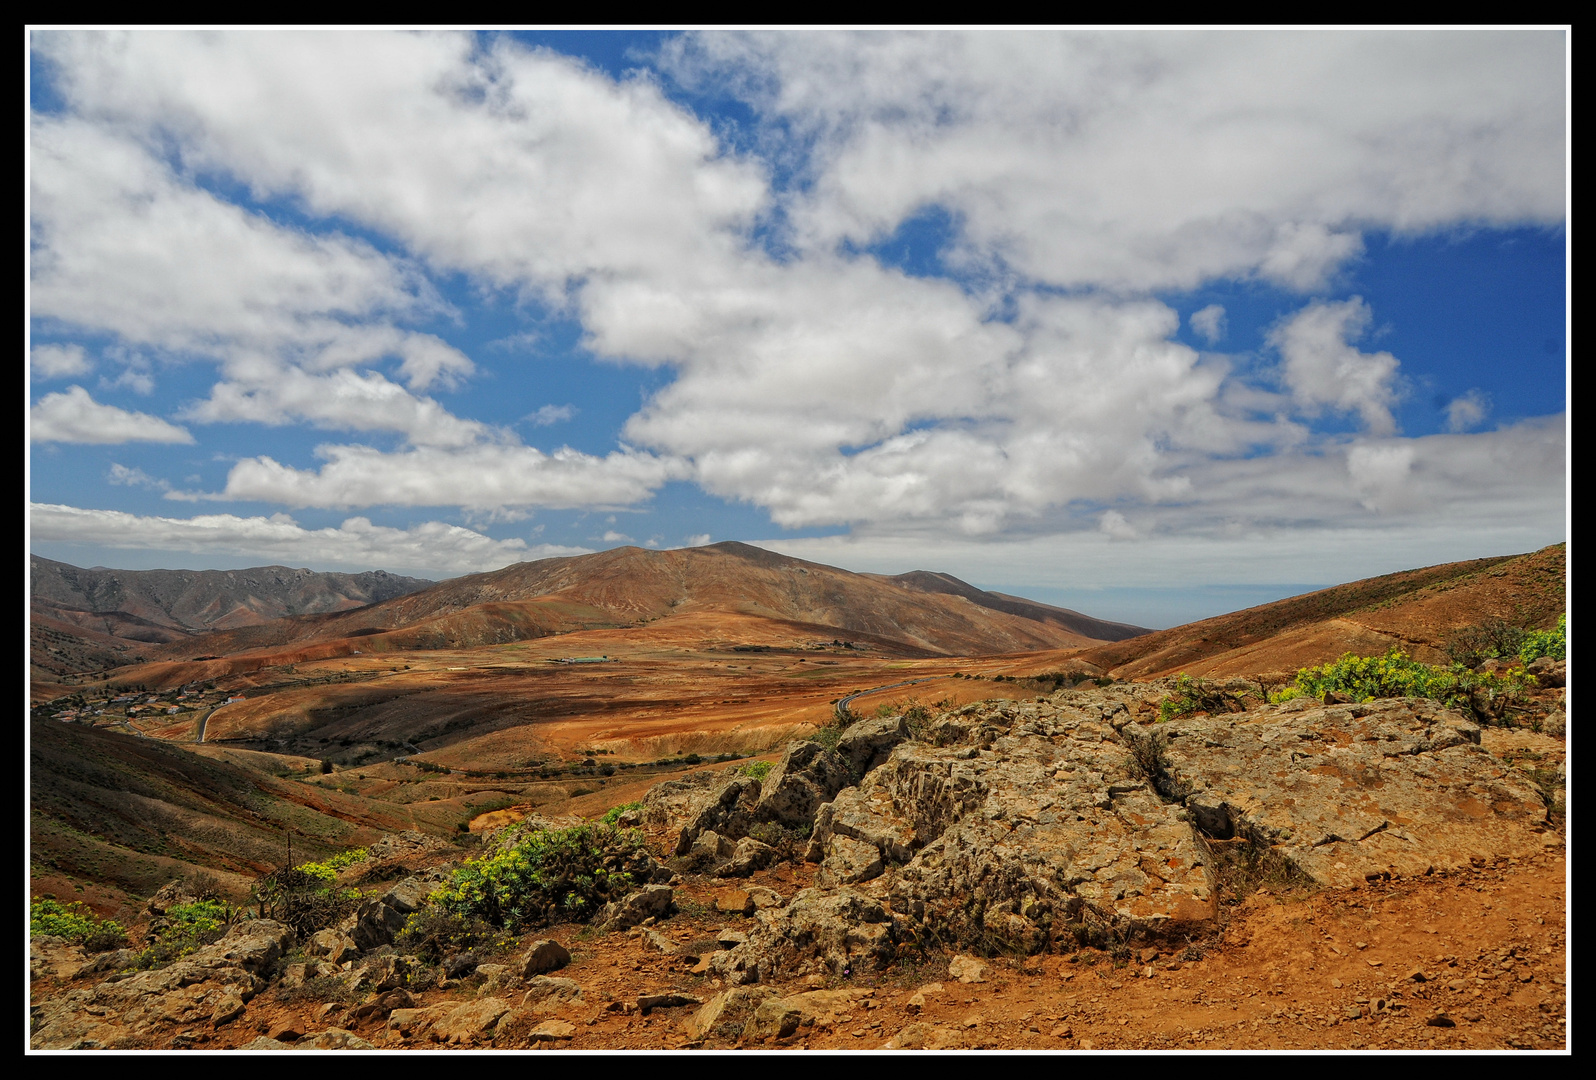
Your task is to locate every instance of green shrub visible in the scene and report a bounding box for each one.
[1520,614,1566,663]
[746,819,811,859]
[292,848,368,883]
[599,801,644,825]
[394,908,517,965]
[1267,684,1306,705]
[251,866,362,937]
[1279,648,1534,724]
[1444,618,1528,667]
[128,898,238,968]
[739,760,773,783]
[30,898,127,951]
[810,721,846,750]
[1157,674,1239,722]
[427,823,652,931]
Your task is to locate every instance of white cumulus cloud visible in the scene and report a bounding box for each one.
[30,343,91,378]
[1190,304,1227,345]
[1445,389,1491,433]
[1269,298,1403,436]
[31,386,194,444]
[29,502,587,577]
[211,442,682,511]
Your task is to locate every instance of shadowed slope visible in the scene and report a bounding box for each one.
[30,557,434,685]
[28,718,471,905]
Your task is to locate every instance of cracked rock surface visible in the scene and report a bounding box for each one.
[668,684,1553,979]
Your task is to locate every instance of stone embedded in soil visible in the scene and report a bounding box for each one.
[430,997,510,1044]
[599,885,674,931]
[527,1019,575,1042]
[682,986,777,1041]
[948,955,990,983]
[520,975,585,1013]
[714,888,755,915]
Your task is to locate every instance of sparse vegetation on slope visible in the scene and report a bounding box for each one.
[30,898,128,952]
[1270,648,1535,724]
[1519,613,1566,663]
[427,822,653,930]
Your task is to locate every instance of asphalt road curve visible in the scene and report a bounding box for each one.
[834,677,943,724]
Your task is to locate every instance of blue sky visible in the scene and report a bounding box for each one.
[28,30,1566,628]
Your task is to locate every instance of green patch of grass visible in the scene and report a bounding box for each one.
[738,760,773,782]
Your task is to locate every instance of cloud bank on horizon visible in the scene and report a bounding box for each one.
[27,30,1566,617]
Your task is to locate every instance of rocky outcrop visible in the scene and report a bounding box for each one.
[672,728,887,861]
[644,769,728,832]
[834,714,912,779]
[753,741,852,828]
[669,683,1555,981]
[31,919,292,1050]
[708,887,901,983]
[1156,698,1550,886]
[674,776,763,856]
[715,837,779,878]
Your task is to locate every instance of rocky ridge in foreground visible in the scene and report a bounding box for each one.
[31,678,1564,1050]
[656,681,1555,984]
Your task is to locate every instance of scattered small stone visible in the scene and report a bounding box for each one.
[948,955,990,983]
[520,939,571,976]
[267,1019,305,1043]
[638,992,701,1014]
[714,889,755,916]
[527,1020,575,1043]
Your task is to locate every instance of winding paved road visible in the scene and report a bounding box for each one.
[834,677,944,723]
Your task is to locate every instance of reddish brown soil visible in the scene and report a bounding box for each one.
[37,843,1564,1052]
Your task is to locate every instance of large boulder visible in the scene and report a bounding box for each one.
[834,714,912,780]
[1159,699,1549,886]
[752,741,851,829]
[740,988,876,1043]
[644,769,729,832]
[807,781,918,875]
[710,887,900,983]
[430,997,511,1045]
[598,885,674,931]
[675,776,763,856]
[519,939,571,977]
[714,837,779,878]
